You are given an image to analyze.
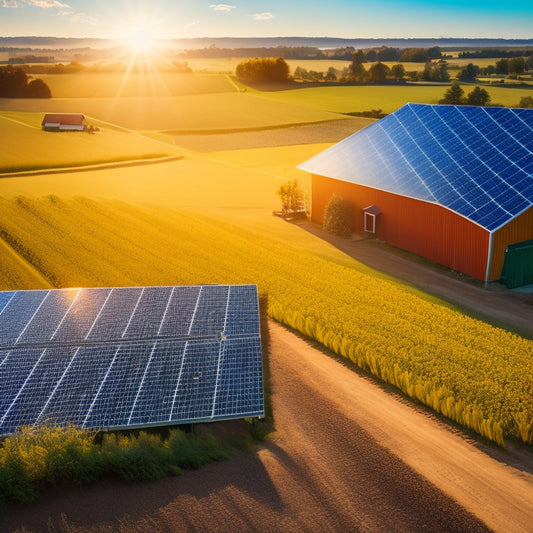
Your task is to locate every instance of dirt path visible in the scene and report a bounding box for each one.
[5,320,533,533]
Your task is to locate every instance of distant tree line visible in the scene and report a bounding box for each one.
[0,66,51,98]
[334,51,449,83]
[180,45,324,59]
[181,45,443,63]
[456,57,532,81]
[458,48,533,59]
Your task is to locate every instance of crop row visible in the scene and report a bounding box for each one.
[0,196,531,446]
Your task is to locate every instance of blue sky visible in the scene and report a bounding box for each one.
[0,0,532,40]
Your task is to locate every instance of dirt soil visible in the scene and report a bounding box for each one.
[4,214,533,533]
[169,118,371,152]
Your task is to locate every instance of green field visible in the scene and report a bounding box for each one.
[253,84,533,113]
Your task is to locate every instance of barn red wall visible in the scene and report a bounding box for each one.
[311,175,490,281]
[491,206,533,280]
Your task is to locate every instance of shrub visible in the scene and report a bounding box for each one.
[168,430,230,469]
[323,195,353,237]
[0,425,246,504]
[517,96,533,108]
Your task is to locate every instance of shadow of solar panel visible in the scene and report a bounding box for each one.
[0,285,264,436]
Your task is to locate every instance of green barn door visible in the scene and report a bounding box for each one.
[501,239,533,288]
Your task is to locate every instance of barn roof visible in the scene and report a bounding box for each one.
[42,113,85,125]
[299,103,533,232]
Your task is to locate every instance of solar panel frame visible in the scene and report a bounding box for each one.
[0,285,264,436]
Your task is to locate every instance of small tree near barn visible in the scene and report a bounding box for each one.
[277,179,305,216]
[323,194,353,237]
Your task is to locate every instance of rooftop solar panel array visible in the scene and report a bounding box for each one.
[298,103,533,231]
[0,285,264,436]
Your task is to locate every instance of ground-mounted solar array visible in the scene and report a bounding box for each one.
[298,103,533,232]
[0,285,264,436]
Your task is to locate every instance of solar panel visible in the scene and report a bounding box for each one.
[298,103,533,231]
[0,285,264,436]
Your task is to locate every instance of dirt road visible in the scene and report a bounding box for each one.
[5,320,533,533]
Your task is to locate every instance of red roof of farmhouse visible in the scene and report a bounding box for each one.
[42,113,85,125]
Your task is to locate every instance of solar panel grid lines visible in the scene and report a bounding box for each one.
[34,346,82,427]
[84,343,123,428]
[503,107,533,153]
[0,347,49,429]
[300,103,533,232]
[0,285,264,436]
[169,340,189,423]
[425,105,500,211]
[387,108,448,202]
[122,287,145,338]
[406,105,486,209]
[454,106,530,209]
[49,289,82,341]
[369,122,421,197]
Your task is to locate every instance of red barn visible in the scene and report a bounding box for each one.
[42,113,85,131]
[299,103,533,285]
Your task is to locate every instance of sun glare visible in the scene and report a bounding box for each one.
[126,31,156,54]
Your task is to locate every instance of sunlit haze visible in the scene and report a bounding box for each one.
[0,0,532,40]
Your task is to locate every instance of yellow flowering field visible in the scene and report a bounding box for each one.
[0,195,531,447]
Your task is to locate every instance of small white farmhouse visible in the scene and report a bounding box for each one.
[41,113,86,132]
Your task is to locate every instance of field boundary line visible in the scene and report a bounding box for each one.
[0,155,184,178]
[225,74,242,93]
[163,118,351,136]
[0,114,40,129]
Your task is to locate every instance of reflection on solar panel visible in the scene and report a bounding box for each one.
[298,103,533,231]
[0,285,264,436]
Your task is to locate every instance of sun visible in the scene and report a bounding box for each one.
[126,30,155,54]
[125,29,156,54]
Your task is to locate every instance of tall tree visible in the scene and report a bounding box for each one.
[495,58,509,75]
[508,57,525,75]
[390,63,405,80]
[368,62,390,82]
[347,52,366,82]
[465,86,491,106]
[458,63,479,82]
[439,81,465,105]
[325,67,337,81]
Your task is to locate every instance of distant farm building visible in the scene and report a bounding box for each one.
[42,113,86,132]
[299,103,533,286]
